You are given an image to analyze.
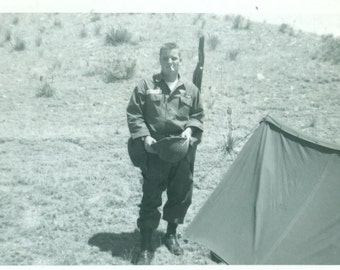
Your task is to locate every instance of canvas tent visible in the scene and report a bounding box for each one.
[185,115,340,264]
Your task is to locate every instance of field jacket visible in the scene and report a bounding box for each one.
[127,73,204,144]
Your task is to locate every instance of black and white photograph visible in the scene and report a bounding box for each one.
[0,0,339,267]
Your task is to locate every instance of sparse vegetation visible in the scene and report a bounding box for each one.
[12,37,26,51]
[103,58,137,83]
[53,18,62,28]
[279,23,295,35]
[221,107,236,156]
[207,33,220,50]
[1,13,339,266]
[36,80,55,98]
[232,15,251,30]
[319,34,340,64]
[227,49,239,61]
[105,27,132,46]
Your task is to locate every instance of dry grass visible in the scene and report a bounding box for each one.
[227,48,239,61]
[105,27,133,46]
[232,15,251,30]
[279,23,295,36]
[221,107,237,156]
[207,33,220,50]
[0,13,339,266]
[36,80,55,98]
[12,37,26,51]
[53,18,62,28]
[103,58,137,83]
[319,34,340,64]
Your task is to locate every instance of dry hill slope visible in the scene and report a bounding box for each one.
[0,13,339,264]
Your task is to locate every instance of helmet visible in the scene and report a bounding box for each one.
[152,136,190,163]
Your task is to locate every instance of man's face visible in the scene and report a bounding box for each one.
[159,48,181,76]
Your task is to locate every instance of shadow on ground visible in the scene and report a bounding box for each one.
[88,229,164,264]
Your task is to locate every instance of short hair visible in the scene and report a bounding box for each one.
[159,42,181,58]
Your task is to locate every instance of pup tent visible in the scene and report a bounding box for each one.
[185,115,340,264]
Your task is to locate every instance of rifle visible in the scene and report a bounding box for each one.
[192,35,205,92]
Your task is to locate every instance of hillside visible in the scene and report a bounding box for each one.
[0,13,339,265]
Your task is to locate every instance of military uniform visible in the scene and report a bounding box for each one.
[127,73,204,230]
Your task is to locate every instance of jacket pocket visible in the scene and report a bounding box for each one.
[177,95,192,119]
[180,96,193,107]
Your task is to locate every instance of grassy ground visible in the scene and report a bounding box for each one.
[0,13,339,265]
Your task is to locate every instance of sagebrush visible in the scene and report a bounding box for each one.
[232,15,250,30]
[105,27,132,46]
[207,33,220,51]
[36,81,55,98]
[103,58,137,83]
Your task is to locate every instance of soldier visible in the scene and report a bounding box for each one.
[126,42,204,264]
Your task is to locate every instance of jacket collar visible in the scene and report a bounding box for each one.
[153,73,184,87]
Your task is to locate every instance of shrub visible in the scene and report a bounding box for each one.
[222,132,236,156]
[227,49,239,61]
[105,27,132,46]
[207,33,220,51]
[36,81,55,98]
[278,23,295,35]
[319,34,340,64]
[53,18,62,28]
[232,15,250,30]
[13,37,26,51]
[103,58,136,83]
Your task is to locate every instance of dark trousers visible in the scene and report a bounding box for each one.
[137,149,195,230]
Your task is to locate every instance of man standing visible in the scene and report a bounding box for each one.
[126,42,204,264]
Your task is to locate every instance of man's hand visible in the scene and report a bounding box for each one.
[144,135,157,153]
[181,127,192,140]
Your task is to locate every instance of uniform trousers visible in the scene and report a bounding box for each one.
[137,148,195,230]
